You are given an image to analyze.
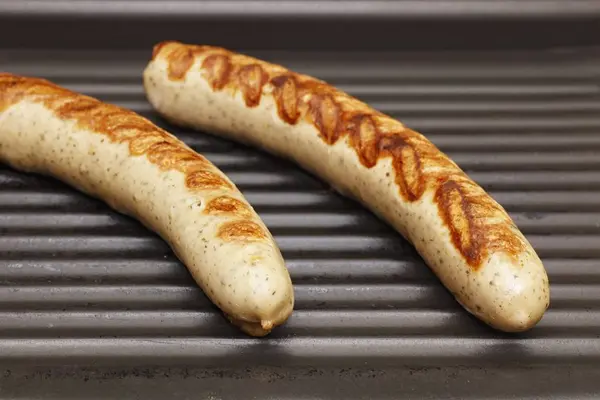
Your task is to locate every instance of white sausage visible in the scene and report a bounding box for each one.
[0,73,294,337]
[143,41,550,332]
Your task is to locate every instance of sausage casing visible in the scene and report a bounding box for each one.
[143,41,551,332]
[0,73,294,337]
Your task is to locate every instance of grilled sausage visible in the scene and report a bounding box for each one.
[0,73,294,337]
[143,41,551,332]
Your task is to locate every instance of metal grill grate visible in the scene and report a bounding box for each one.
[1,47,600,379]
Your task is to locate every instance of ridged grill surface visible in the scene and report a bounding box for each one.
[2,0,600,18]
[1,48,600,369]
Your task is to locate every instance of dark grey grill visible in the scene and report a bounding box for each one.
[1,4,600,397]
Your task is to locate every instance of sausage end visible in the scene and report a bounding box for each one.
[459,251,550,333]
[225,315,285,337]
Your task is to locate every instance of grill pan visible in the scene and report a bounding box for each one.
[1,1,600,398]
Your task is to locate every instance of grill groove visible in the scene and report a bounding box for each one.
[1,48,600,370]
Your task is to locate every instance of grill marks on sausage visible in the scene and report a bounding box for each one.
[309,94,342,145]
[185,170,232,191]
[348,114,380,168]
[151,41,172,60]
[271,75,300,124]
[201,54,268,107]
[202,54,232,91]
[436,180,476,263]
[380,134,426,202]
[154,42,528,269]
[205,195,253,218]
[237,64,269,107]
[165,46,195,81]
[0,73,267,243]
[218,220,267,243]
[435,178,525,267]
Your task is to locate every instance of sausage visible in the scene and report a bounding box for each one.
[143,41,551,332]
[0,73,294,337]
